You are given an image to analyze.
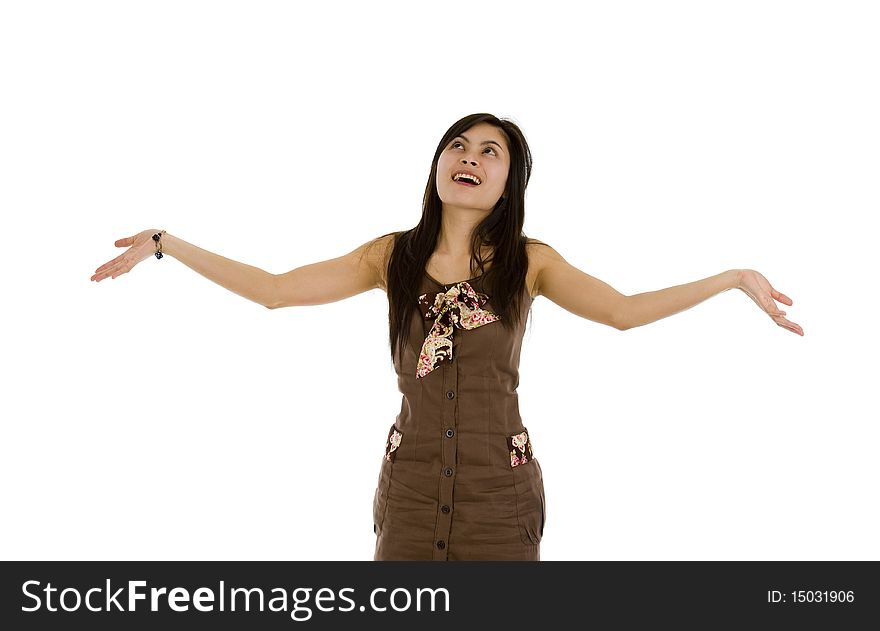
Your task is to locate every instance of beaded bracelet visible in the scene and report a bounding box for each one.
[152,230,166,259]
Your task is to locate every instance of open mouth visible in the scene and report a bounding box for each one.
[452,172,481,186]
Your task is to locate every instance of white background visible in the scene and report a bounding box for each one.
[2,0,877,561]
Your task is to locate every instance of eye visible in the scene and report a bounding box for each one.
[451,141,497,156]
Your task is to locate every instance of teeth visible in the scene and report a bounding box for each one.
[453,172,481,185]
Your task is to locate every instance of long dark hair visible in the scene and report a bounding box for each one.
[376,113,547,367]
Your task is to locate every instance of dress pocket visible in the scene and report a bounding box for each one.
[384,424,403,462]
[507,428,534,468]
[509,428,544,546]
[373,424,403,535]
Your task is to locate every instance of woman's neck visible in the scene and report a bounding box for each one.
[436,206,492,256]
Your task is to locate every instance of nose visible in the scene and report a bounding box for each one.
[460,157,477,167]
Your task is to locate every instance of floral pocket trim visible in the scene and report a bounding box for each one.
[385,425,403,462]
[508,429,534,468]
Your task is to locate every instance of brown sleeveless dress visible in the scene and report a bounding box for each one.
[373,270,545,560]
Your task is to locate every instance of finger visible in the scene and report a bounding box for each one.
[770,287,793,305]
[114,235,137,248]
[763,298,786,316]
[91,266,114,281]
[94,261,128,281]
[762,296,783,314]
[92,264,112,281]
[110,266,131,280]
[774,316,803,336]
[94,254,126,274]
[94,259,125,278]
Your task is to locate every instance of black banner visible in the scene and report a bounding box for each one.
[1,561,876,629]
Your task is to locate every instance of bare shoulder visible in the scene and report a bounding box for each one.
[525,238,558,298]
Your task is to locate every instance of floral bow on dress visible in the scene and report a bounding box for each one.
[415,281,500,379]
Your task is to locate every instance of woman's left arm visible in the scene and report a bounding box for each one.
[531,243,803,336]
[623,268,804,336]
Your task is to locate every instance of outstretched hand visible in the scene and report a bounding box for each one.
[736,269,803,336]
[91,229,159,282]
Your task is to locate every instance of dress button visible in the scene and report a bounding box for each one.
[444,467,454,477]
[445,428,455,438]
[446,391,455,399]
[436,540,446,550]
[441,505,450,513]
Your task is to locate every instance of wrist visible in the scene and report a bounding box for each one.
[152,229,167,259]
[732,269,743,290]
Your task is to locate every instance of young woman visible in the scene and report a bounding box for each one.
[91,112,803,561]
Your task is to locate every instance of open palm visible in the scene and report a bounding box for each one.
[90,229,158,282]
[737,269,803,336]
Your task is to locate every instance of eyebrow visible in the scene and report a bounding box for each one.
[455,134,505,152]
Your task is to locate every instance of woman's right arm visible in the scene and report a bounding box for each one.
[270,232,394,308]
[91,230,394,309]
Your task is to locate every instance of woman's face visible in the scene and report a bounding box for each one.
[436,122,510,213]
